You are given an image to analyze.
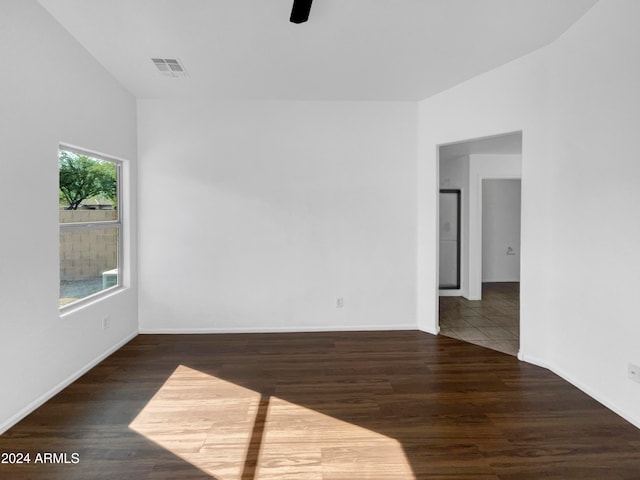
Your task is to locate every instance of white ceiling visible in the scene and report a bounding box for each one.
[38,0,598,101]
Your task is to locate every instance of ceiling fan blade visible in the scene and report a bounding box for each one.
[290,0,313,24]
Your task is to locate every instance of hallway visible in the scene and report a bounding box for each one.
[439,282,519,356]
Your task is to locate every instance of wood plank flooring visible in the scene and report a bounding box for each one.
[1,331,639,479]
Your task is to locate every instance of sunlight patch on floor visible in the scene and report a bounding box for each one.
[129,365,259,479]
[129,365,415,479]
[260,396,414,480]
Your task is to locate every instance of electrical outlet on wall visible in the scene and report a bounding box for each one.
[628,363,640,384]
[336,297,344,308]
[102,316,110,330]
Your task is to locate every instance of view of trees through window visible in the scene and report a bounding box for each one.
[59,149,121,307]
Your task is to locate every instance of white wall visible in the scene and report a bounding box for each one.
[482,179,521,282]
[418,0,640,427]
[0,0,138,432]
[138,100,417,333]
[439,156,469,191]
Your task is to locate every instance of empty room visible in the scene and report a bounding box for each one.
[1,1,639,479]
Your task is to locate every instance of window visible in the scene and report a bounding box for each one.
[59,147,123,308]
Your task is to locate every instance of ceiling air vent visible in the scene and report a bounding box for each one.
[151,58,188,77]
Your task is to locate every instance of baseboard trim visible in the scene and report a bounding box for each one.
[0,330,138,435]
[418,325,440,336]
[518,352,639,430]
[517,351,549,368]
[547,363,640,431]
[438,290,462,297]
[139,324,418,334]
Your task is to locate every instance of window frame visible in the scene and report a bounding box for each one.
[59,144,125,311]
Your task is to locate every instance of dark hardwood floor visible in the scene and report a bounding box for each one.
[1,331,639,479]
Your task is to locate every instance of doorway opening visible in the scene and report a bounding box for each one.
[436,131,522,356]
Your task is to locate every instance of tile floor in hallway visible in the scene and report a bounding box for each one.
[439,282,520,356]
